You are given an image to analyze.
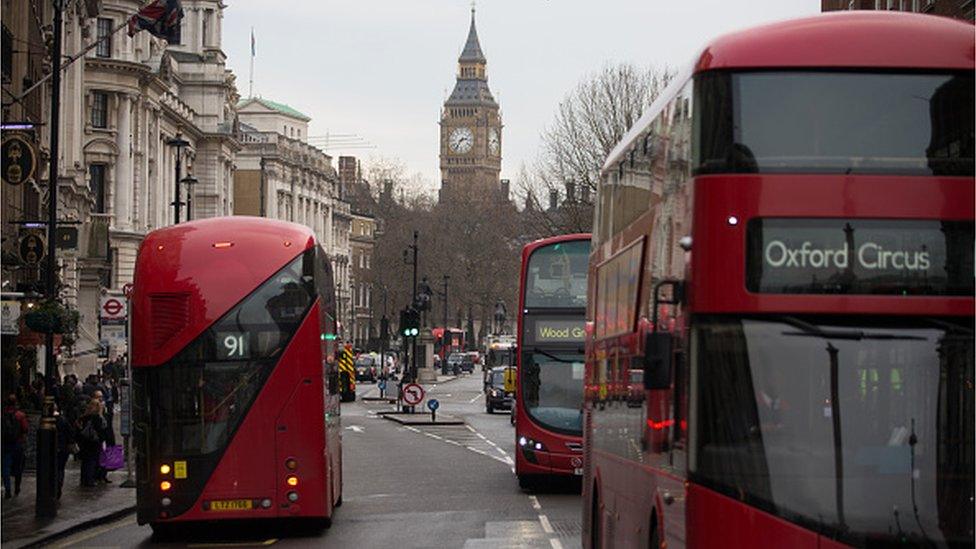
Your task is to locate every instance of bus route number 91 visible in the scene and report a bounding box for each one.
[216,332,249,360]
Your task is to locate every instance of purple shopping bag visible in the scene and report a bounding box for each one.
[99,444,125,471]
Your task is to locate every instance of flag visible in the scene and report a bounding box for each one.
[250,28,255,57]
[127,0,184,43]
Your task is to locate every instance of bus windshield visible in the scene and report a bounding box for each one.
[696,71,974,176]
[693,315,974,545]
[521,351,585,435]
[524,240,590,309]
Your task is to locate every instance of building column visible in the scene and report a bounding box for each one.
[114,94,132,229]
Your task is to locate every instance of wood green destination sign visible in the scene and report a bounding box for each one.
[527,318,586,345]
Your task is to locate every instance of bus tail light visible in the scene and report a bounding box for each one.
[160,481,172,491]
[285,458,298,471]
[286,475,299,487]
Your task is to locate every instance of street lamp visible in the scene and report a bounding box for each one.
[181,175,198,221]
[165,135,190,224]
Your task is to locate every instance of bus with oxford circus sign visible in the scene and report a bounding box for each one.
[582,12,974,549]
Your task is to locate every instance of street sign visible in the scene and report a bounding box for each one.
[18,231,45,266]
[1,301,21,335]
[100,296,127,322]
[402,383,425,406]
[426,398,439,411]
[2,134,36,186]
[55,226,78,250]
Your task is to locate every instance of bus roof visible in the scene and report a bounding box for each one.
[132,216,317,366]
[696,11,974,72]
[604,11,973,173]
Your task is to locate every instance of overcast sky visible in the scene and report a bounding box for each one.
[222,1,819,193]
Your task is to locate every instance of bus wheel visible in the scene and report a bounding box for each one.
[518,475,535,491]
[487,402,494,414]
[649,514,660,549]
[590,488,602,549]
[150,522,174,541]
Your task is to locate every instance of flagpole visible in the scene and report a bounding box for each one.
[248,27,254,98]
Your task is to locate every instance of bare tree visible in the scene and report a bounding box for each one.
[521,63,673,235]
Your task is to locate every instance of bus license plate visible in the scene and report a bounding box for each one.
[574,468,583,476]
[209,499,253,511]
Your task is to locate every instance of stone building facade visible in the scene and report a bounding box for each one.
[2,0,239,378]
[234,101,353,340]
[821,0,974,19]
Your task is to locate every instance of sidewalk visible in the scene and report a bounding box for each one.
[1,458,135,548]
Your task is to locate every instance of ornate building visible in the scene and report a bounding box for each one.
[233,99,354,340]
[2,0,240,378]
[438,9,503,204]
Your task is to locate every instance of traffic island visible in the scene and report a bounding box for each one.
[376,410,464,426]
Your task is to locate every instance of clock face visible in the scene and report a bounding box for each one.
[449,127,474,154]
[488,128,500,155]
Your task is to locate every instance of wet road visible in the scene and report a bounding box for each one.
[52,372,582,548]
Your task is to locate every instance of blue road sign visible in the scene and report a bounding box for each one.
[427,398,440,411]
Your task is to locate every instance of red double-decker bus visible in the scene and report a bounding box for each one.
[432,327,466,360]
[515,234,591,488]
[130,217,343,534]
[583,12,973,549]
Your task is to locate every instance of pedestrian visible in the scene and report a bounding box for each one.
[76,398,105,487]
[1,394,29,498]
[54,402,76,499]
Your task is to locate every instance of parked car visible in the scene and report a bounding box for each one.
[485,367,515,414]
[355,355,378,383]
[460,354,476,373]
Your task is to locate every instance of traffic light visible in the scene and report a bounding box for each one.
[400,307,420,338]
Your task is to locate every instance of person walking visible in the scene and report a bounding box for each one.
[1,394,29,498]
[76,398,105,487]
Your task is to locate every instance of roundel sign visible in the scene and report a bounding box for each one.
[100,296,127,321]
[402,383,425,406]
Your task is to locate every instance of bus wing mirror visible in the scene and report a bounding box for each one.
[643,332,672,390]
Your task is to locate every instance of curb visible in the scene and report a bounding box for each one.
[16,505,136,549]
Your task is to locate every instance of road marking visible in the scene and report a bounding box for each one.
[188,540,277,548]
[53,515,135,548]
[549,538,564,549]
[495,446,508,456]
[344,425,365,433]
[529,495,542,510]
[468,393,483,403]
[539,514,555,534]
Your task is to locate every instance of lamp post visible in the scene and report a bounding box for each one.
[165,135,190,224]
[181,175,198,221]
[402,231,418,380]
[36,0,65,519]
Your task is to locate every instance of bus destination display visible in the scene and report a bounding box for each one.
[747,218,974,295]
[526,318,586,345]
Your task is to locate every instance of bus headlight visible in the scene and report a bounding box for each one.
[518,436,546,452]
[160,464,171,475]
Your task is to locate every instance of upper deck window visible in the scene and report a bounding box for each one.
[696,71,973,176]
[524,240,590,309]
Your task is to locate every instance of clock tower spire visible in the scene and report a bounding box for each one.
[438,7,502,204]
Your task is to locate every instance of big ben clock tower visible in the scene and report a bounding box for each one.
[438,8,502,204]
